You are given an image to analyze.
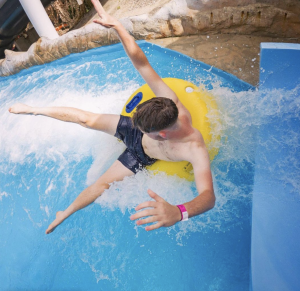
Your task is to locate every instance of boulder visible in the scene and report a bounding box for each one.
[1,0,299,76]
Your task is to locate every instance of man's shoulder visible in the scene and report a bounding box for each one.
[190,128,206,146]
[187,140,206,154]
[172,128,205,149]
[180,139,210,167]
[171,136,206,161]
[190,126,210,147]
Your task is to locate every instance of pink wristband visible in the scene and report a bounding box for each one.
[176,204,188,221]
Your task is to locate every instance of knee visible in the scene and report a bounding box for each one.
[95,181,110,193]
[89,182,110,200]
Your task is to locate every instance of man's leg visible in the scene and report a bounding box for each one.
[8,103,120,135]
[46,160,134,234]
[9,103,131,233]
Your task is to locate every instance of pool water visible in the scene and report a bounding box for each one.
[0,41,257,290]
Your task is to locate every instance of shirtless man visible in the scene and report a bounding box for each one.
[8,0,215,234]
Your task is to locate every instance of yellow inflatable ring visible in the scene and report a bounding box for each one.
[121,78,220,181]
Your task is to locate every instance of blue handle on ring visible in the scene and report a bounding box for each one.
[126,92,143,113]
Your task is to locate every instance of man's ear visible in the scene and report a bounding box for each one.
[158,131,167,138]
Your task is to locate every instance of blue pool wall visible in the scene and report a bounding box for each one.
[251,43,300,291]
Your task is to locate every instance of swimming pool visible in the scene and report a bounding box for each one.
[1,41,257,290]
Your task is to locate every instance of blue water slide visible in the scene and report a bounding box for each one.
[0,0,52,59]
[251,43,300,290]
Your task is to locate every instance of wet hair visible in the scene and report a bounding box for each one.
[132,97,179,133]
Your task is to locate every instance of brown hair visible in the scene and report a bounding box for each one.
[132,97,179,133]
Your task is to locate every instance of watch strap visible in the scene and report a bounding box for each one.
[176,204,188,221]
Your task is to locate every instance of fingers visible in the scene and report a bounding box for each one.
[130,190,168,231]
[91,0,105,15]
[145,222,163,231]
[134,214,164,232]
[135,200,156,211]
[147,189,164,202]
[136,215,158,226]
[93,19,103,24]
[130,208,156,221]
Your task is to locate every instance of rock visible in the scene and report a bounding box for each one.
[170,19,184,36]
[1,1,299,76]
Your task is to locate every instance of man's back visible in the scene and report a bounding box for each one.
[141,101,207,163]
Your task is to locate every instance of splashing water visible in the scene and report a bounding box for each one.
[1,43,298,290]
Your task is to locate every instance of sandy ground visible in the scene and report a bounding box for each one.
[149,34,300,86]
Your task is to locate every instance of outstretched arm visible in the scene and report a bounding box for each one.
[8,103,120,135]
[9,103,93,127]
[130,142,215,231]
[91,0,179,104]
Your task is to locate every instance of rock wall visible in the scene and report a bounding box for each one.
[1,0,299,77]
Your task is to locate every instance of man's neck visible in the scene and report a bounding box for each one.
[164,118,195,141]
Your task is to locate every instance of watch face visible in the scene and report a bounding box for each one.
[182,211,189,221]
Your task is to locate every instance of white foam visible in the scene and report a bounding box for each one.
[1,76,138,165]
[0,191,9,201]
[96,171,195,215]
[23,207,43,227]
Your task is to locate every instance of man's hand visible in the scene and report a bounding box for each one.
[91,0,119,28]
[8,103,33,114]
[130,189,182,231]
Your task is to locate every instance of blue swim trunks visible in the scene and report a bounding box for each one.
[114,115,157,173]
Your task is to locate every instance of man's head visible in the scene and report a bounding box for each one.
[132,97,179,139]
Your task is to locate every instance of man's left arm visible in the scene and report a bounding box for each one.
[180,142,215,218]
[130,142,215,231]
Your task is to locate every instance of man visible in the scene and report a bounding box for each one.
[8,0,215,234]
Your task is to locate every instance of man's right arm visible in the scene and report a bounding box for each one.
[9,103,93,127]
[113,24,179,103]
[91,0,179,104]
